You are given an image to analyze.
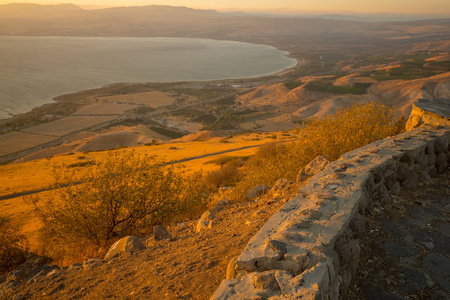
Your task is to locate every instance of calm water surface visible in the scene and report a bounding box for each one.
[0,36,296,119]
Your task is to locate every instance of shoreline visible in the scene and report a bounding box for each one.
[0,36,299,122]
[1,56,299,124]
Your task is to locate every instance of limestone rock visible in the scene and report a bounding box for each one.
[406,98,450,131]
[271,178,295,198]
[297,155,330,182]
[104,236,146,260]
[196,210,215,233]
[246,185,270,199]
[153,225,171,241]
[226,256,238,280]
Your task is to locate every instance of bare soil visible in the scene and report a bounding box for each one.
[9,184,300,300]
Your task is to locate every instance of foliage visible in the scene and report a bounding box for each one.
[203,114,242,130]
[284,81,304,90]
[202,158,245,188]
[234,102,404,197]
[27,151,208,261]
[305,80,366,94]
[150,126,185,139]
[0,217,29,275]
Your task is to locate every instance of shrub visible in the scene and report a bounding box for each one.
[0,217,29,275]
[202,158,245,188]
[26,150,208,263]
[234,102,403,198]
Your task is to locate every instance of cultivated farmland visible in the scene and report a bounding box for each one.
[98,91,177,107]
[22,116,118,137]
[72,103,141,115]
[0,132,58,157]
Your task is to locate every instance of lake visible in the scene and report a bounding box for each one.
[0,36,296,119]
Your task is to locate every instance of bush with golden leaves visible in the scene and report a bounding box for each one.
[235,102,404,195]
[27,151,208,263]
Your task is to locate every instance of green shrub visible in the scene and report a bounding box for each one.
[284,81,304,90]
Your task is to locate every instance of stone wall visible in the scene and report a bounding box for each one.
[212,125,450,300]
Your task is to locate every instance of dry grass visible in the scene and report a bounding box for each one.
[0,132,281,256]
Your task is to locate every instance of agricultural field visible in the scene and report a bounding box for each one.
[98,91,177,107]
[0,132,58,157]
[72,103,141,115]
[22,116,118,137]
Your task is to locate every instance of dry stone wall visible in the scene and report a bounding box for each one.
[212,125,450,300]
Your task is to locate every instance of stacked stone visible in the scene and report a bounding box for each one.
[212,125,450,300]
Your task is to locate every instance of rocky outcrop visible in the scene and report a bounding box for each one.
[212,125,450,300]
[406,98,450,130]
[297,155,330,182]
[104,236,146,260]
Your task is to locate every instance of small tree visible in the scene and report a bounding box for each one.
[28,151,206,250]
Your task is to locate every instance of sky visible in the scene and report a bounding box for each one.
[1,0,450,15]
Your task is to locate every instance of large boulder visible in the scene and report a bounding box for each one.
[104,236,146,260]
[405,98,450,131]
[297,155,330,182]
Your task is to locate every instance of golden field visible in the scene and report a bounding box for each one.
[0,131,294,250]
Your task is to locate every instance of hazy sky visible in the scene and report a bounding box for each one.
[1,0,450,15]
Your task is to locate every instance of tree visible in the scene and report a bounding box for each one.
[28,150,205,248]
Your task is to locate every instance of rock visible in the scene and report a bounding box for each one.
[69,263,83,270]
[196,211,215,233]
[297,155,330,182]
[226,256,238,280]
[405,99,450,131]
[212,199,230,214]
[196,218,212,233]
[422,253,450,292]
[253,271,280,291]
[271,178,294,197]
[104,236,146,260]
[83,259,104,270]
[201,210,214,220]
[46,269,62,277]
[246,185,270,199]
[362,282,406,300]
[399,267,426,293]
[153,225,171,241]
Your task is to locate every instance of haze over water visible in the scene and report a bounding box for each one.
[0,36,297,119]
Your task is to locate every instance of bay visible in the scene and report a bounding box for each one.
[0,36,296,119]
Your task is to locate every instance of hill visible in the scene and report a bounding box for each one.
[0,4,449,55]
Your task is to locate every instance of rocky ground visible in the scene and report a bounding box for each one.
[348,171,450,300]
[0,182,300,300]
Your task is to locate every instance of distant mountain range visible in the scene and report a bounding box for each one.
[0,3,449,54]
